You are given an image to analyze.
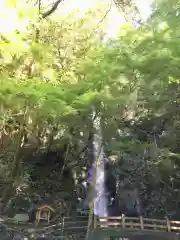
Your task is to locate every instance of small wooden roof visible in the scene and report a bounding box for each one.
[37,204,55,212]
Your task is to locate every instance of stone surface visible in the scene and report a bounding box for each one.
[13,213,29,222]
[0,217,4,222]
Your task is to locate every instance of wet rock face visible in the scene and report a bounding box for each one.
[77,161,117,214]
[87,162,116,196]
[104,162,116,201]
[77,164,142,218]
[109,188,141,217]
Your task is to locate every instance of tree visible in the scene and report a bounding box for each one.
[1,0,180,226]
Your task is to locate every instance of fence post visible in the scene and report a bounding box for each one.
[122,214,125,228]
[61,216,65,236]
[140,216,144,230]
[165,217,171,232]
[94,215,97,229]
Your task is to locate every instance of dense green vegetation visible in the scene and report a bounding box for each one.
[1,0,180,229]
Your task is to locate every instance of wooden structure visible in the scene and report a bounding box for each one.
[26,215,180,239]
[94,215,180,232]
[59,215,180,239]
[36,204,55,225]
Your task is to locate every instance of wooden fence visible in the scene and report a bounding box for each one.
[33,216,180,237]
[94,215,180,232]
[62,216,88,233]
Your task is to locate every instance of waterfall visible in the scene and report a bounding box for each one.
[92,110,108,218]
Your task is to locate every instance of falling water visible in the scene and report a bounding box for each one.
[92,110,108,218]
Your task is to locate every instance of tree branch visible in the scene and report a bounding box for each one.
[42,0,64,19]
[96,1,112,25]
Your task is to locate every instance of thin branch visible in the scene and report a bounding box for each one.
[96,1,112,25]
[38,0,41,14]
[42,0,64,19]
[58,143,70,181]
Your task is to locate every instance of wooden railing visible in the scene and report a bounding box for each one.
[26,216,180,239]
[34,215,180,238]
[62,216,88,232]
[94,215,180,232]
